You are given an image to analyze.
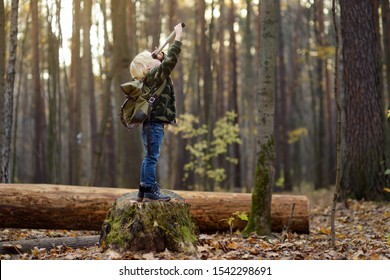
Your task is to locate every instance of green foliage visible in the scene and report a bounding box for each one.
[234,211,249,222]
[275,173,285,189]
[171,111,241,187]
[316,46,336,60]
[387,109,390,118]
[221,211,249,240]
[288,127,308,144]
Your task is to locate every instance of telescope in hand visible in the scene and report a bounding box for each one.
[152,22,185,59]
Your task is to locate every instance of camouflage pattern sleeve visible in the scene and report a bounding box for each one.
[146,40,182,88]
[143,40,182,124]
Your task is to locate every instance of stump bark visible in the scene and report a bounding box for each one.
[99,191,198,253]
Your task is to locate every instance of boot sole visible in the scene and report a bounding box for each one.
[143,197,171,202]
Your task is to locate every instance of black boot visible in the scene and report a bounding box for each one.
[137,185,145,202]
[143,185,171,202]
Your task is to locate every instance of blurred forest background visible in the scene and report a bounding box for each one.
[0,0,389,196]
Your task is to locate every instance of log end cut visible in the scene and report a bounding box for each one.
[99,192,198,253]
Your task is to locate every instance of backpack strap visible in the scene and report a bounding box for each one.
[145,80,167,157]
[146,79,167,106]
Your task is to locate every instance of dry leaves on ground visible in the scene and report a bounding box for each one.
[0,199,389,260]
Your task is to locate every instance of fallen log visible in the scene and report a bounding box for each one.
[0,235,99,254]
[0,184,309,233]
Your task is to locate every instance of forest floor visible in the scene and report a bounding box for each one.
[1,189,389,260]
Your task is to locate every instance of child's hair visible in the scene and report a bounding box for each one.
[129,51,154,80]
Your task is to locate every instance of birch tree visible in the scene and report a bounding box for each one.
[243,0,278,236]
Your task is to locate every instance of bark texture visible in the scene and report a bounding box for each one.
[339,0,390,200]
[100,192,198,253]
[0,184,309,233]
[243,0,278,236]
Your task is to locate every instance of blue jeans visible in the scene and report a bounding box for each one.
[140,123,165,187]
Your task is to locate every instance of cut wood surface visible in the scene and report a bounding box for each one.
[0,184,309,233]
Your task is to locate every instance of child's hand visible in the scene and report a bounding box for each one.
[151,47,164,61]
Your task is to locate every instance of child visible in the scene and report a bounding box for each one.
[129,23,183,202]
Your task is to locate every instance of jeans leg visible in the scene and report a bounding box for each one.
[140,123,164,187]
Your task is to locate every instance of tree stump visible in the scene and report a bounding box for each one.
[99,191,198,253]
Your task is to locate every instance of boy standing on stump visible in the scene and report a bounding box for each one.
[129,23,183,202]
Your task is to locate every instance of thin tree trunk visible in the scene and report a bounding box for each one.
[12,11,30,182]
[46,5,60,183]
[228,0,241,192]
[1,0,19,183]
[151,0,161,50]
[31,0,47,183]
[0,0,5,156]
[380,0,390,161]
[314,0,327,189]
[69,0,82,185]
[167,0,186,190]
[243,0,278,236]
[241,0,256,191]
[305,4,318,186]
[127,0,137,61]
[83,0,98,185]
[289,3,304,189]
[331,0,342,249]
[216,0,225,119]
[277,1,291,191]
[91,0,117,187]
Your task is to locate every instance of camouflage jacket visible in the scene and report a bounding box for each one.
[144,40,182,124]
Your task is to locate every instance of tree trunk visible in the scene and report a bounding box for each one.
[289,3,304,189]
[1,0,19,184]
[151,0,161,50]
[227,0,241,192]
[241,0,256,191]
[0,0,5,158]
[381,0,390,162]
[90,0,117,187]
[83,0,98,185]
[276,0,292,191]
[112,0,143,188]
[339,0,390,200]
[216,0,226,119]
[0,184,310,233]
[243,0,278,237]
[69,0,82,185]
[127,0,137,59]
[31,0,48,183]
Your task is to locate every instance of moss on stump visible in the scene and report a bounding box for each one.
[99,191,198,253]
